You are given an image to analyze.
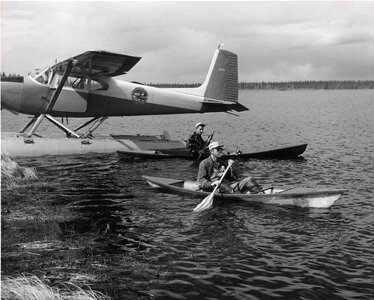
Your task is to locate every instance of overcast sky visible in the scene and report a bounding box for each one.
[2,1,374,83]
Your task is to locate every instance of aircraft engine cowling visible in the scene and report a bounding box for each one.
[1,77,24,113]
[19,76,51,115]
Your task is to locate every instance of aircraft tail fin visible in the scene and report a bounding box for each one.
[168,46,248,112]
[199,47,238,102]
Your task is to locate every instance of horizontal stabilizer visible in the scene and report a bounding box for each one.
[200,99,238,105]
[200,99,248,113]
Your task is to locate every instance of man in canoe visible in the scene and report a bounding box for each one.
[187,122,209,159]
[197,141,264,194]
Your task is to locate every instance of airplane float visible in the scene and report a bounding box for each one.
[1,45,248,157]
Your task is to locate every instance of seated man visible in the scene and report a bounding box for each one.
[197,141,263,194]
[187,122,207,159]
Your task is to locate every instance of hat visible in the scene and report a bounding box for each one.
[195,122,206,129]
[209,141,224,151]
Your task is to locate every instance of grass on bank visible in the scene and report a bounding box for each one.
[1,155,159,299]
[1,157,110,299]
[1,154,37,184]
[1,275,110,300]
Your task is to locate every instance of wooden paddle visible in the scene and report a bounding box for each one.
[193,161,233,212]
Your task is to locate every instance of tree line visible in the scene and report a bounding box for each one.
[150,80,374,89]
[2,72,22,77]
[2,72,373,89]
[239,80,374,90]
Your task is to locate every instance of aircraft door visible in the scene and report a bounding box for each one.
[52,76,88,113]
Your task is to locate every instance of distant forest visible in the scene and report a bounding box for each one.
[238,80,374,90]
[2,73,373,89]
[2,72,22,77]
[150,80,374,90]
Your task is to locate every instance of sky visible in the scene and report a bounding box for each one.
[1,1,374,83]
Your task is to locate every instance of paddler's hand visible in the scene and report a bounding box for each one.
[228,159,235,166]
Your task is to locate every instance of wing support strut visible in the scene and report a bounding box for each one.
[22,60,76,138]
[20,59,108,139]
[46,60,76,114]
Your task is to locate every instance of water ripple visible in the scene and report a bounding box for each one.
[3,90,374,299]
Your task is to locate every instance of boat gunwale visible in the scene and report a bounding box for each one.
[118,143,308,160]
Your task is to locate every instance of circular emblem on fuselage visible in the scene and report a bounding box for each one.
[131,87,148,105]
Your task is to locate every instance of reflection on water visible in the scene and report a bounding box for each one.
[2,90,374,299]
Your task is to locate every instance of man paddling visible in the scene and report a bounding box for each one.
[197,141,264,194]
[187,122,208,159]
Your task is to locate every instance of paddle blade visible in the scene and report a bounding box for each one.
[193,192,214,212]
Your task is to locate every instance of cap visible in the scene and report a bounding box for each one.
[195,122,206,129]
[209,141,224,151]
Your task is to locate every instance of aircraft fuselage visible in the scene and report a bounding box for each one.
[2,76,226,117]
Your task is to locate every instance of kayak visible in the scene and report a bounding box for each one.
[118,143,308,161]
[142,175,348,209]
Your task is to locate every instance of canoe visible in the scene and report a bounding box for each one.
[118,143,308,161]
[142,175,348,209]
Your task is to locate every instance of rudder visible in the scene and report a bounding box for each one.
[200,48,238,102]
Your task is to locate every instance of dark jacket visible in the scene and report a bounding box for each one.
[187,132,205,152]
[187,132,206,158]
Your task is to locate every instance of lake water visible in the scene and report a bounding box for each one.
[1,89,374,299]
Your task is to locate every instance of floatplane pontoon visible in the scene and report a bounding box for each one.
[1,45,248,157]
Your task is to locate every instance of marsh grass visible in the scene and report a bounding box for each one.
[1,155,160,299]
[1,154,37,185]
[0,157,112,298]
[1,154,71,223]
[1,275,110,300]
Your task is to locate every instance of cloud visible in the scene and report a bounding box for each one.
[2,1,374,82]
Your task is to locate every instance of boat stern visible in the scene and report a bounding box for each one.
[291,189,349,208]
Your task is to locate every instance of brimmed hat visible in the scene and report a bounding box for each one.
[209,141,224,151]
[195,122,206,129]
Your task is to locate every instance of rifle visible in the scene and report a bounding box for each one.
[196,131,215,161]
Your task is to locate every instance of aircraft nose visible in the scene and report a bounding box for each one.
[1,77,23,113]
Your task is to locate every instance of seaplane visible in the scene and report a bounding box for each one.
[1,45,248,157]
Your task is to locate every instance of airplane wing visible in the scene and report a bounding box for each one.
[52,50,141,77]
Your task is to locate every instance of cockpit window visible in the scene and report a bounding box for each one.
[30,68,108,91]
[68,77,88,89]
[90,79,108,91]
